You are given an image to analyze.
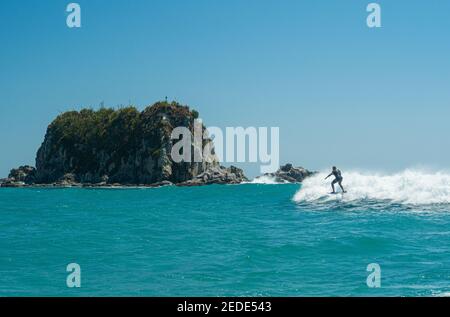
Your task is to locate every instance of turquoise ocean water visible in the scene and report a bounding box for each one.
[1,181,450,296]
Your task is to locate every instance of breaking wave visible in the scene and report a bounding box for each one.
[249,175,285,184]
[293,169,450,205]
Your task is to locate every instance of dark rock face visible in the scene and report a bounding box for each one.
[178,165,248,186]
[28,101,247,186]
[8,165,36,183]
[256,163,315,183]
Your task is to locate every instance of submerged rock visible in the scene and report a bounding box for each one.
[255,163,315,183]
[149,180,174,187]
[0,180,26,188]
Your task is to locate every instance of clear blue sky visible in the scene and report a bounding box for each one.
[1,0,450,178]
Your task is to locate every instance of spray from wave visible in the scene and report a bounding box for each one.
[293,169,450,205]
[248,175,287,184]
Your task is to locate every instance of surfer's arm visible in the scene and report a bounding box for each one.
[325,173,332,180]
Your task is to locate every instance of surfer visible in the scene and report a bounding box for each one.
[325,166,346,193]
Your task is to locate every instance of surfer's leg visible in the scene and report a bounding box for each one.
[338,179,345,192]
[331,179,337,193]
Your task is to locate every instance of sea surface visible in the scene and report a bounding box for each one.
[1,170,450,296]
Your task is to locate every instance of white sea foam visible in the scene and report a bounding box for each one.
[293,169,450,205]
[249,175,285,184]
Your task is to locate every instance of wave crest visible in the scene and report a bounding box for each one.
[293,169,450,205]
[249,175,283,184]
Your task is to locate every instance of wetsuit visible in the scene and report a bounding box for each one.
[332,169,343,184]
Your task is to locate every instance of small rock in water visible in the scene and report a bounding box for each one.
[254,163,316,183]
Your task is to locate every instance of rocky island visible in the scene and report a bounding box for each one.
[1,101,247,187]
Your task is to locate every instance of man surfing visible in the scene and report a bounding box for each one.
[325,166,346,194]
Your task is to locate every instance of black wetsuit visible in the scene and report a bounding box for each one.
[332,169,343,183]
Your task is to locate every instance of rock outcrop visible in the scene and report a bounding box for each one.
[0,166,36,187]
[5,101,247,187]
[179,165,247,186]
[8,165,36,183]
[255,163,315,183]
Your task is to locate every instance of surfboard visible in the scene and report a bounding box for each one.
[329,191,347,195]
